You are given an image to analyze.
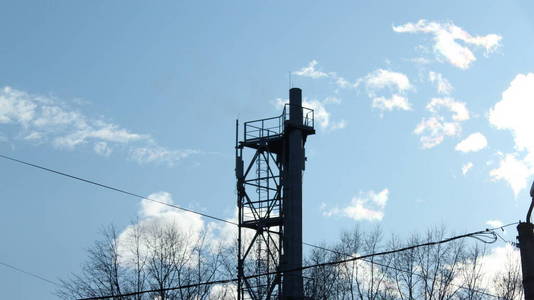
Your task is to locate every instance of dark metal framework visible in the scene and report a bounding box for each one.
[235,88,315,299]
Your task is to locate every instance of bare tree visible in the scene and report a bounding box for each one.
[304,243,341,299]
[457,245,486,300]
[493,250,523,300]
[59,222,523,300]
[58,222,231,300]
[57,225,125,299]
[122,219,148,300]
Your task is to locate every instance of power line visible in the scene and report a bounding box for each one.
[0,153,237,226]
[77,226,505,300]
[78,277,238,300]
[1,152,515,242]
[0,261,59,286]
[0,153,519,299]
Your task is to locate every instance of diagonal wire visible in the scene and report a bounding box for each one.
[0,261,59,286]
[0,153,237,226]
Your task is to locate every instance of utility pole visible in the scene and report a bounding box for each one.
[518,181,534,300]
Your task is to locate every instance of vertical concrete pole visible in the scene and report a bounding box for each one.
[282,88,305,299]
[518,222,534,300]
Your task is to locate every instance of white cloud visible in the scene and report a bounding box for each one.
[0,86,197,166]
[489,73,534,194]
[490,154,531,196]
[323,189,389,221]
[363,69,413,113]
[428,71,453,94]
[393,20,501,69]
[455,132,488,153]
[293,60,328,79]
[489,73,534,157]
[414,117,460,149]
[415,97,470,149]
[462,162,473,175]
[372,94,412,111]
[426,97,469,121]
[303,99,331,129]
[365,69,411,92]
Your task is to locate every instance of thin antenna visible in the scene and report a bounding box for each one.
[289,71,293,89]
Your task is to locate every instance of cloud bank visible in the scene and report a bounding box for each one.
[489,73,534,195]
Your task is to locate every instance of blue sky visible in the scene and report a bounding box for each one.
[1,1,534,298]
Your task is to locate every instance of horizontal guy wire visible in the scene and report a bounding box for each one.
[77,226,509,300]
[0,154,237,226]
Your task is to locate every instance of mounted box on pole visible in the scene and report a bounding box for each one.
[235,88,315,299]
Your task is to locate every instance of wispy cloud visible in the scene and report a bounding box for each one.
[414,97,470,149]
[372,95,411,112]
[293,60,329,79]
[0,86,198,166]
[428,71,453,95]
[293,60,358,89]
[130,147,199,165]
[323,189,389,221]
[461,162,473,175]
[393,20,501,69]
[365,69,412,92]
[364,69,413,113]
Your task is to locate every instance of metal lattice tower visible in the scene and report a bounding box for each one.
[235,88,315,299]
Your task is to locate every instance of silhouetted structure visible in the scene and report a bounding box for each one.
[235,88,315,299]
[518,181,534,300]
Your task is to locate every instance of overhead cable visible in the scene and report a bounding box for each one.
[0,154,237,226]
[0,261,59,286]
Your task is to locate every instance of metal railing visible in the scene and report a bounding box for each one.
[243,104,314,141]
[283,104,314,128]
